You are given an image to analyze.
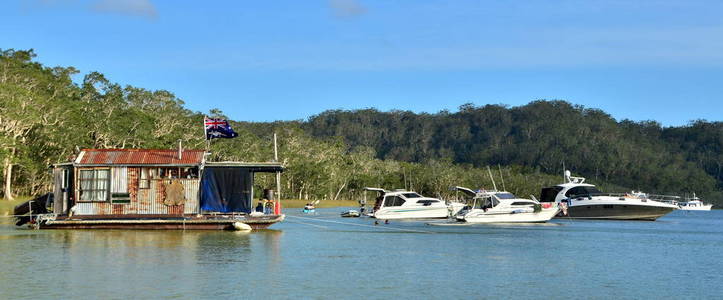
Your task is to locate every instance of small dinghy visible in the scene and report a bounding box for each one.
[303,200,319,214]
[341,210,360,217]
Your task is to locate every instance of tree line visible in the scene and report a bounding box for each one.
[301,102,722,202]
[1,49,721,205]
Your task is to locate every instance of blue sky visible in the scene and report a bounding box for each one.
[3,0,723,126]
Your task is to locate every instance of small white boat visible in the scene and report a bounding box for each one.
[364,187,465,220]
[453,187,559,223]
[340,210,360,217]
[678,193,713,211]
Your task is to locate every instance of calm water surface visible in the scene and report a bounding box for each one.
[1,209,722,299]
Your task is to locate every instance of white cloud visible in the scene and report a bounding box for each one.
[329,0,366,18]
[91,0,157,19]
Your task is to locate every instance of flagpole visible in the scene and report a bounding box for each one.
[274,133,281,200]
[204,116,210,152]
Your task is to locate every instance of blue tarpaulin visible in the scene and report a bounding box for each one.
[200,167,252,213]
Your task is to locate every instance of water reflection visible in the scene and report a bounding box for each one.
[2,210,723,299]
[0,227,263,299]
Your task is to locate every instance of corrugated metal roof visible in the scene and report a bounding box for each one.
[77,149,205,166]
[204,161,284,172]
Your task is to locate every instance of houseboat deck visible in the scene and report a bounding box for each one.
[35,213,285,230]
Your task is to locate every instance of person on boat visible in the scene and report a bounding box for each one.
[359,197,366,213]
[255,201,264,213]
[373,196,382,212]
[265,199,275,214]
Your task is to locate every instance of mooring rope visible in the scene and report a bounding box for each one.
[284,220,330,229]
[286,215,434,234]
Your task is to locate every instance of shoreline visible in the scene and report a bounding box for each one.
[1,197,360,215]
[274,199,360,209]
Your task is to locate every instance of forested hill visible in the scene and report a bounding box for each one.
[302,102,723,197]
[1,49,721,204]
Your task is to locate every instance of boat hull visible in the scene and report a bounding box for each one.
[374,206,450,220]
[463,208,559,223]
[560,204,676,221]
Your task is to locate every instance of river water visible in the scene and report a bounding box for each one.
[1,209,722,299]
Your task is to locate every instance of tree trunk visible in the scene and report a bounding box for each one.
[3,151,14,201]
[333,182,347,201]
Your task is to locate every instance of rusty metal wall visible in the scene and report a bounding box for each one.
[74,167,199,215]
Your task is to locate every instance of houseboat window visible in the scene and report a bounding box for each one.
[181,167,199,179]
[61,169,70,189]
[79,169,110,202]
[383,196,405,207]
[540,186,563,202]
[153,167,193,179]
[403,193,422,198]
[166,168,178,178]
[139,168,151,189]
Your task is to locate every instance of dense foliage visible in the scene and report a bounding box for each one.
[1,49,721,205]
[303,104,722,202]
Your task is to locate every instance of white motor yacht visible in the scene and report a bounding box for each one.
[365,187,465,220]
[453,187,559,223]
[678,193,713,211]
[538,171,678,221]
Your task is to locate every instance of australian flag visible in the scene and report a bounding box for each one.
[204,117,238,140]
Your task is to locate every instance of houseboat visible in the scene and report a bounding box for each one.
[15,149,285,230]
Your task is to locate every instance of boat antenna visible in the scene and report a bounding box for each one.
[486,166,497,191]
[498,164,507,191]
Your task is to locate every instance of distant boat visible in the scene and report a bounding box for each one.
[364,187,465,220]
[538,170,678,221]
[340,210,360,217]
[452,187,559,223]
[678,193,713,211]
[303,200,318,213]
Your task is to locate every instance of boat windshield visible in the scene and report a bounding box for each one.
[383,196,405,207]
[494,192,516,199]
[540,186,563,202]
[473,196,499,209]
[565,186,604,198]
[403,193,422,198]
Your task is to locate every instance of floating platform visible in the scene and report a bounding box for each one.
[33,214,285,230]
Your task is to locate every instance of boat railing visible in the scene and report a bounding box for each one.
[568,192,680,203]
[645,194,681,202]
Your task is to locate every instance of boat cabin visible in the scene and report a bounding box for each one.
[43,149,284,229]
[364,188,443,211]
[455,187,534,210]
